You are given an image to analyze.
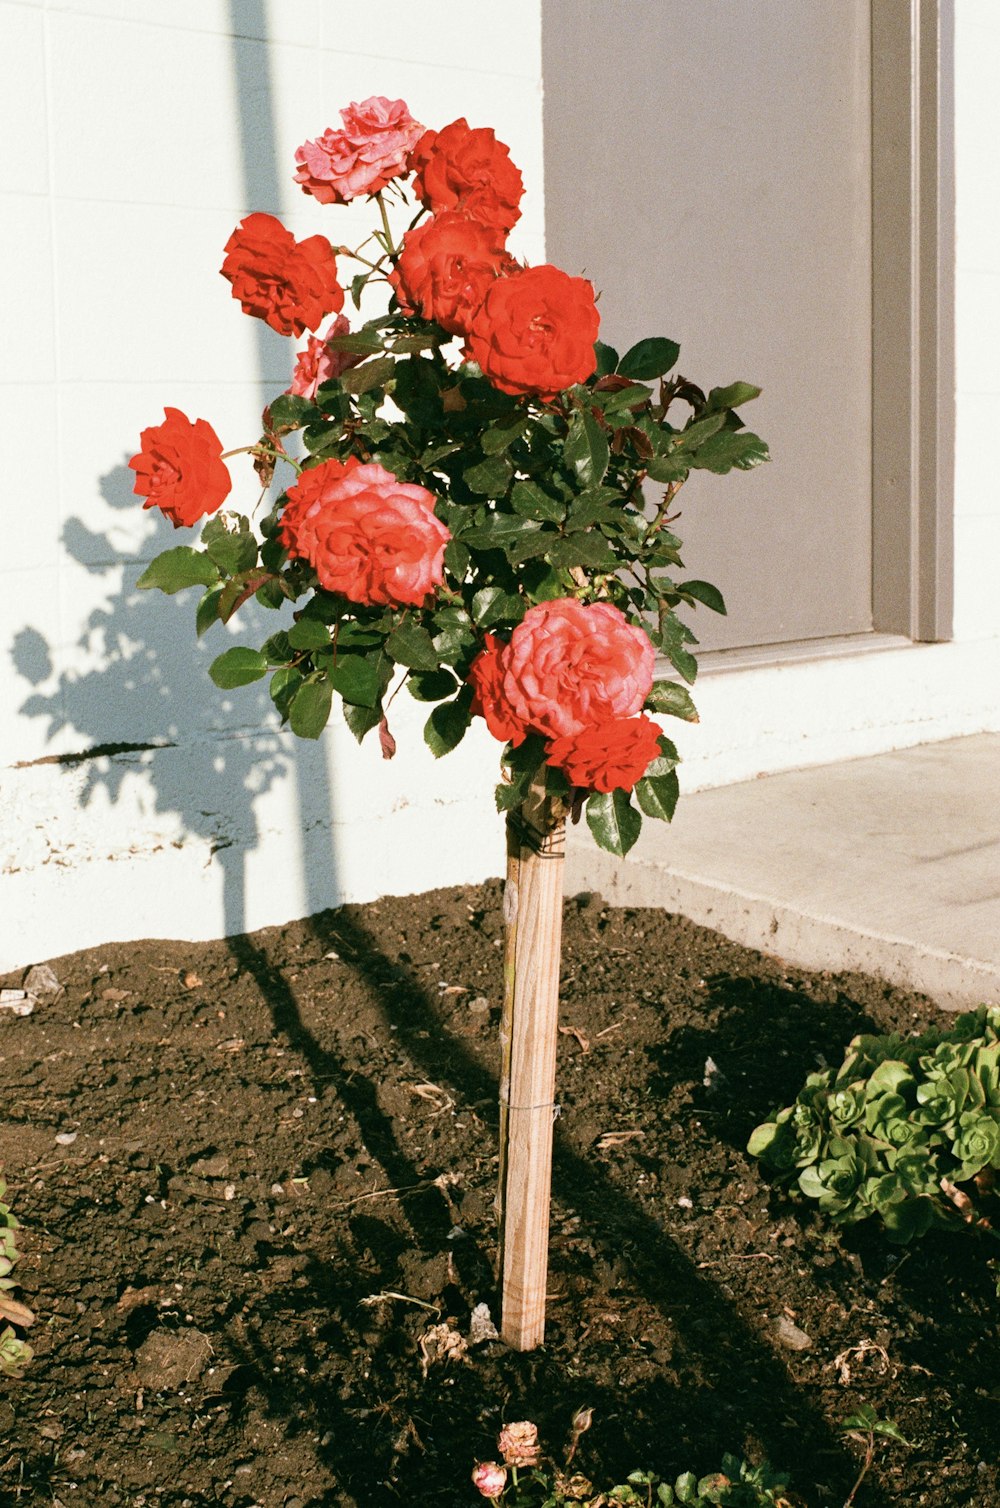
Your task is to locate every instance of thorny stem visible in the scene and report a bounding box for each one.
[220,442,303,475]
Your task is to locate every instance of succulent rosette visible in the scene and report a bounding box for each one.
[134,95,768,855]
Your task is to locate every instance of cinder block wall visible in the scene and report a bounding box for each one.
[0,0,544,969]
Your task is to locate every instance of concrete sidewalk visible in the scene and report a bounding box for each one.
[564,734,1000,1011]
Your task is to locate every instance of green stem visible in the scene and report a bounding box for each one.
[374,191,398,260]
[220,442,303,475]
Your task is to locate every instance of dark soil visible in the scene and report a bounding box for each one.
[1,883,997,1507]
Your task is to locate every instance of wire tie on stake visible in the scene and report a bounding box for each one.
[506,810,566,859]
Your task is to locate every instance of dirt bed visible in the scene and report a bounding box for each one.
[1,882,997,1507]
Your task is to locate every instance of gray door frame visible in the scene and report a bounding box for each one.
[872,0,955,642]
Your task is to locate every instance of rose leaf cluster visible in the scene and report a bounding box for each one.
[133,95,768,856]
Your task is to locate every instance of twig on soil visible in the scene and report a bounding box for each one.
[359,1290,441,1317]
[695,1253,776,1268]
[328,1171,460,1213]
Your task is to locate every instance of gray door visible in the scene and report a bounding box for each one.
[542,0,873,653]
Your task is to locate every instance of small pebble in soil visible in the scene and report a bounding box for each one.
[774,1314,813,1351]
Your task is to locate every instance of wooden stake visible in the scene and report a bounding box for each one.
[497,777,566,1351]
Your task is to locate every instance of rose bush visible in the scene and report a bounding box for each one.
[134,99,768,854]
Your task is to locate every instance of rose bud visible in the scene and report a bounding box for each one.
[471,1461,508,1498]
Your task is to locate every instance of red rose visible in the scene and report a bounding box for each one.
[221,212,344,337]
[468,634,530,746]
[464,264,599,401]
[129,407,231,529]
[389,213,517,336]
[502,599,654,739]
[411,118,524,232]
[545,715,663,793]
[288,314,364,400]
[294,96,424,205]
[279,458,450,607]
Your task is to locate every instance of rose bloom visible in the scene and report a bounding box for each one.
[545,715,663,793]
[471,1461,508,1499]
[221,212,344,337]
[468,634,530,747]
[502,599,655,739]
[279,457,450,607]
[411,117,524,232]
[294,96,424,204]
[288,314,364,400]
[129,407,231,529]
[389,212,517,336]
[464,264,599,401]
[497,1420,540,1469]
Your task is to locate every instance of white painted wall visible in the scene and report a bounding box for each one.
[2,2,998,972]
[0,0,543,970]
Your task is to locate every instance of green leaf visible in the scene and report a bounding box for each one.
[424,686,474,757]
[385,622,440,670]
[269,665,303,720]
[463,453,514,497]
[677,411,728,450]
[266,392,318,428]
[594,340,619,376]
[204,526,257,577]
[341,355,395,395]
[471,586,524,629]
[565,487,623,531]
[481,416,528,455]
[635,767,679,823]
[136,547,220,595]
[208,646,268,689]
[678,579,726,615]
[407,668,458,702]
[564,410,610,487]
[511,479,566,523]
[644,454,690,484]
[598,382,653,415]
[195,585,224,638]
[645,681,699,721]
[343,701,382,743]
[507,528,560,565]
[329,653,381,707]
[461,513,542,552]
[287,618,331,651]
[324,328,384,356]
[618,337,681,381]
[586,789,642,856]
[393,355,443,424]
[687,429,770,474]
[262,630,293,664]
[289,676,333,739]
[547,532,618,569]
[673,1472,698,1505]
[706,380,762,412]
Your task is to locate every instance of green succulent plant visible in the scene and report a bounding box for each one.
[0,1170,33,1378]
[747,1006,1000,1244]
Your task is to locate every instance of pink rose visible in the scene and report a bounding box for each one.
[288,314,364,400]
[471,1461,508,1499]
[279,457,450,607]
[502,599,655,739]
[294,97,424,204]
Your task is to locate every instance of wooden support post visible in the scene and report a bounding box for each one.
[497,777,566,1351]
